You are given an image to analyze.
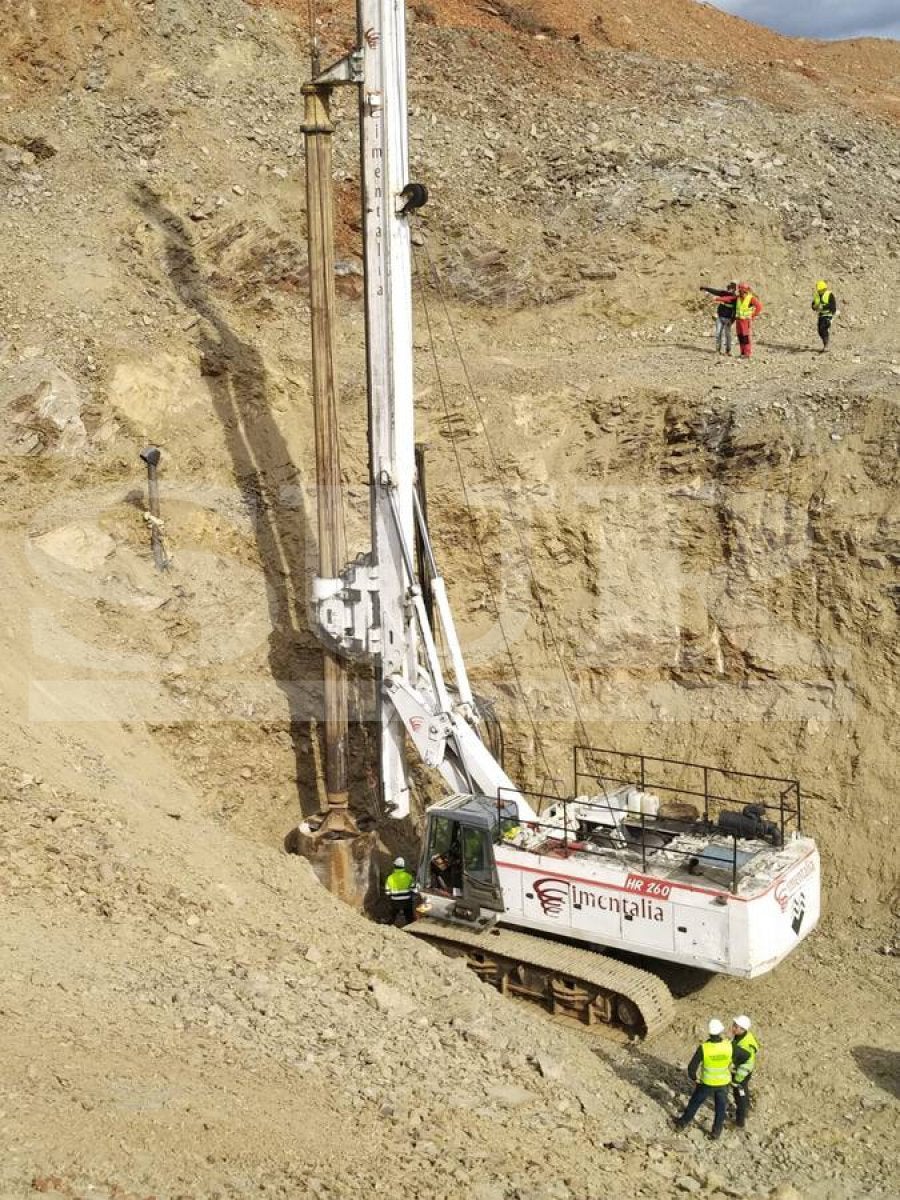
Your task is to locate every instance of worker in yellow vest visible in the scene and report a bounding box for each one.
[672,1018,734,1140]
[384,856,417,926]
[730,1014,759,1128]
[734,282,763,358]
[812,280,837,351]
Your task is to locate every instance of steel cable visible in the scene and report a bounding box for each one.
[416,242,593,753]
[412,245,555,785]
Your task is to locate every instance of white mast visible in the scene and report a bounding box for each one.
[358,0,417,819]
[310,1,527,824]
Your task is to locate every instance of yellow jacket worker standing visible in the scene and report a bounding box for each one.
[812,280,837,351]
[673,1018,734,1140]
[730,1015,759,1128]
[734,283,763,359]
[384,857,417,926]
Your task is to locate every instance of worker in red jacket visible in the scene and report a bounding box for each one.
[734,282,763,358]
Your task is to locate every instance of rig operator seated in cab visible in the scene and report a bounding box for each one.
[429,853,453,894]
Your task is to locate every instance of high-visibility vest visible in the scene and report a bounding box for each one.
[700,1039,733,1087]
[385,868,415,899]
[733,1030,759,1083]
[813,290,833,313]
[735,294,757,319]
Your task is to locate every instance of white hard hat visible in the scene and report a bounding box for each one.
[733,1014,751,1031]
[708,1018,725,1036]
[393,856,405,868]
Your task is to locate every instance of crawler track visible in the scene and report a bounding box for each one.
[408,918,674,1039]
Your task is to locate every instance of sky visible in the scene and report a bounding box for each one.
[704,0,900,40]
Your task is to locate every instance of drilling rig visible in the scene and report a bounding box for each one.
[298,0,821,1036]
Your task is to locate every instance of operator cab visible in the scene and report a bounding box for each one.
[419,794,513,926]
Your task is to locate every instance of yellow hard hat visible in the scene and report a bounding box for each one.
[815,280,828,291]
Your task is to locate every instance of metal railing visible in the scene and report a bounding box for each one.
[574,747,802,845]
[493,747,804,894]
[495,785,748,892]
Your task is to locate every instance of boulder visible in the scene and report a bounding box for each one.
[0,357,87,455]
[31,523,115,572]
[368,978,416,1017]
[485,1083,534,1108]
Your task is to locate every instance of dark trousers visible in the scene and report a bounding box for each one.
[678,1084,728,1135]
[733,1077,752,1126]
[817,314,833,346]
[389,897,415,926]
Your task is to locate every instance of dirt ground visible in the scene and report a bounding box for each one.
[0,1,898,1197]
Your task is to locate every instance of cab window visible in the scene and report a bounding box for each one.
[428,815,455,858]
[463,827,493,883]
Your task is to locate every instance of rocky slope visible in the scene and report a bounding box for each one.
[0,1,898,1197]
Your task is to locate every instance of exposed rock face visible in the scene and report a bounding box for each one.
[0,357,87,455]
[108,353,211,436]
